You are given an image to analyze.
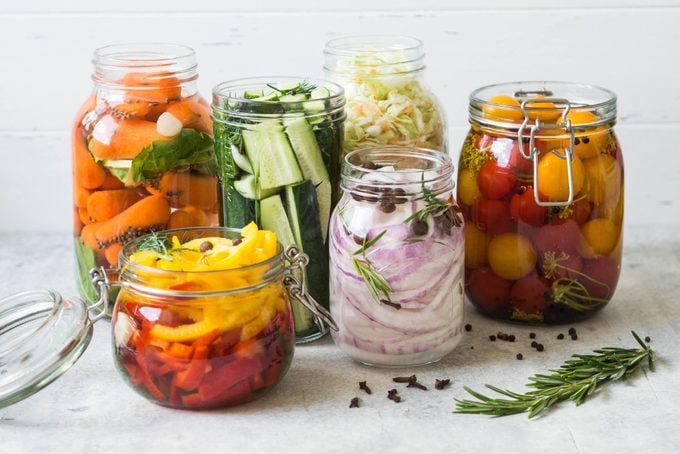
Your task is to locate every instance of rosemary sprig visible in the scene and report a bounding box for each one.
[266,81,317,97]
[351,230,392,304]
[404,173,456,224]
[455,332,655,418]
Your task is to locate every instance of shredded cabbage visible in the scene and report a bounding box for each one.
[332,54,445,153]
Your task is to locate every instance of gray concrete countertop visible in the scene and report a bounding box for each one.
[1,226,678,453]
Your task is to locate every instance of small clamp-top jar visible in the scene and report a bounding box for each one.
[212,77,345,343]
[72,44,217,310]
[0,225,335,410]
[324,35,447,155]
[329,146,464,367]
[458,82,623,324]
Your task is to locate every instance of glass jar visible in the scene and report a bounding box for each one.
[72,43,218,311]
[324,35,447,155]
[329,146,465,367]
[212,77,345,343]
[0,227,335,410]
[458,81,622,324]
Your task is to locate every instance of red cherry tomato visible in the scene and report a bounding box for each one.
[510,186,548,227]
[581,257,620,299]
[471,199,512,234]
[533,219,581,255]
[510,275,550,314]
[467,266,511,314]
[477,160,516,200]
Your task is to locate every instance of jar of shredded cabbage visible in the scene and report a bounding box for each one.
[324,36,447,155]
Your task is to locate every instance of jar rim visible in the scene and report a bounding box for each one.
[323,35,426,74]
[341,146,454,198]
[324,35,423,56]
[211,76,346,121]
[469,81,617,130]
[117,227,286,298]
[92,42,198,89]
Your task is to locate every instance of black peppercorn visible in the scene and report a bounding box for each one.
[378,200,396,213]
[568,327,576,335]
[557,333,565,340]
[199,241,213,252]
[536,344,545,352]
[645,336,651,343]
[529,332,536,339]
[531,341,538,348]
[516,353,523,360]
[508,335,516,342]
[489,335,496,341]
[465,324,472,332]
[410,219,429,236]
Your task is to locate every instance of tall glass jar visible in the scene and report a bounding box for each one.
[458,81,623,324]
[329,146,464,367]
[324,35,447,155]
[72,44,218,310]
[212,77,345,343]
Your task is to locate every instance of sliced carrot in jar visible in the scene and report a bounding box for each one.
[108,119,166,160]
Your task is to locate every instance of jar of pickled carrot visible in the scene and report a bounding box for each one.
[458,81,623,324]
[72,44,218,312]
[0,225,335,410]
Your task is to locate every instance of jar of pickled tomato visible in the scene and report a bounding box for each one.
[329,146,465,366]
[458,82,623,324]
[72,44,218,312]
[0,225,335,410]
[324,36,447,155]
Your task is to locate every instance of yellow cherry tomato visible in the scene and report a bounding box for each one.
[567,111,609,159]
[583,154,622,205]
[458,168,482,206]
[488,233,537,280]
[482,95,523,122]
[579,218,618,257]
[537,151,585,201]
[525,95,561,122]
[465,224,489,269]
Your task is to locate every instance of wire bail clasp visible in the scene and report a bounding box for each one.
[87,267,111,325]
[517,97,576,207]
[283,245,338,332]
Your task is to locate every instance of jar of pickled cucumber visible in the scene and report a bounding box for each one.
[458,82,622,324]
[324,35,447,155]
[72,44,218,311]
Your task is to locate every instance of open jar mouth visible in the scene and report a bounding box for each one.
[211,76,346,122]
[118,227,286,298]
[92,42,198,89]
[469,81,617,131]
[324,35,426,74]
[341,146,454,200]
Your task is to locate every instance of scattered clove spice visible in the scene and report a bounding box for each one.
[349,397,360,408]
[387,389,402,403]
[435,379,451,390]
[393,375,417,383]
[407,381,428,391]
[359,381,372,395]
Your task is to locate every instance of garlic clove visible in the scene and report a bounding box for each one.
[156,112,183,137]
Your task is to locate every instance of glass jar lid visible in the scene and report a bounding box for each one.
[0,289,94,408]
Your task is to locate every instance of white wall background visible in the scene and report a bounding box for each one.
[1,1,679,232]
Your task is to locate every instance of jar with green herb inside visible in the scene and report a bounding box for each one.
[72,44,218,314]
[211,77,346,342]
[458,81,623,324]
[324,35,447,155]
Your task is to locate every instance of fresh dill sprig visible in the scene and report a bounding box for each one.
[266,81,317,97]
[134,231,173,260]
[351,230,392,304]
[454,331,655,418]
[404,173,457,224]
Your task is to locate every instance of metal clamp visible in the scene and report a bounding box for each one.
[87,267,112,325]
[517,97,576,207]
[283,245,338,332]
